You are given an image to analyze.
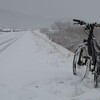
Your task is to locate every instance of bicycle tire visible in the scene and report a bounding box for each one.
[94,55,100,88]
[94,72,98,88]
[73,46,90,80]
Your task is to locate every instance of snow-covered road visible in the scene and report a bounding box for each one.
[0,31,100,100]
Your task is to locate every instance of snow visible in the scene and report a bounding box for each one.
[0,30,100,100]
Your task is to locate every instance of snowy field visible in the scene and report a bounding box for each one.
[0,31,100,100]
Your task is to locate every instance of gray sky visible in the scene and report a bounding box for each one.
[0,0,100,28]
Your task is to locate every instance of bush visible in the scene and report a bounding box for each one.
[40,28,49,34]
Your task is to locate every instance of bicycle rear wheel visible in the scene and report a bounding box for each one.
[73,46,90,80]
[94,55,100,88]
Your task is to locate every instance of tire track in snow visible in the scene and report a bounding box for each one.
[0,33,23,45]
[0,32,25,54]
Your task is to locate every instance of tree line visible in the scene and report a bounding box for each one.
[40,21,100,52]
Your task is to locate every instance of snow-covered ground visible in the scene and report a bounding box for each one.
[0,31,100,100]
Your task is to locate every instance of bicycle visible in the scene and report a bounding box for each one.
[73,19,100,88]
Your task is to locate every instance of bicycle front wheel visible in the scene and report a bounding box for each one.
[73,46,90,80]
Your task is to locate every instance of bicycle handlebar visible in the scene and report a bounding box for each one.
[73,19,100,28]
[73,19,86,25]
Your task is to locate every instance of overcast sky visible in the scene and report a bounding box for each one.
[0,0,100,24]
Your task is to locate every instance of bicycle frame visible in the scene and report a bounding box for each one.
[86,27,97,66]
[75,25,98,70]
